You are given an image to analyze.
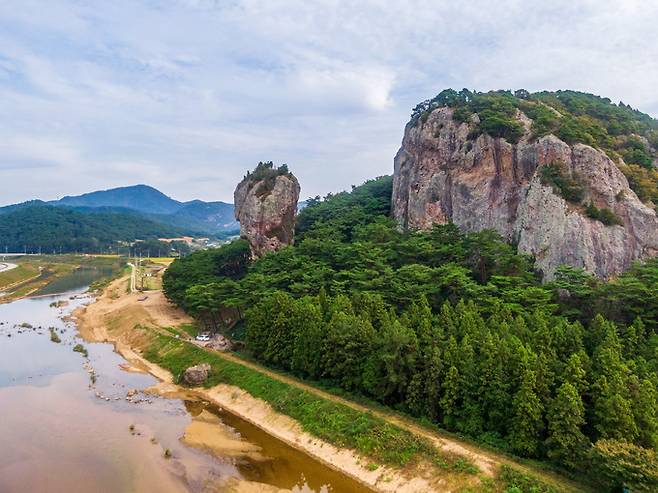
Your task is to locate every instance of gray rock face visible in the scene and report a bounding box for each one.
[183,363,211,386]
[392,107,658,279]
[234,173,300,258]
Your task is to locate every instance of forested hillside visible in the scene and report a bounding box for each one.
[164,176,658,491]
[0,205,193,253]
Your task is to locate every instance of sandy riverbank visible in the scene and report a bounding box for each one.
[73,276,441,493]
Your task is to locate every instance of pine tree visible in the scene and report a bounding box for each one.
[509,368,545,456]
[290,297,325,378]
[440,365,460,430]
[456,335,484,435]
[560,353,588,395]
[546,382,588,469]
[633,378,658,449]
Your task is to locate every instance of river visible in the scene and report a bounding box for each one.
[0,271,368,492]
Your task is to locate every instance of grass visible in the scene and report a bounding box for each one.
[178,323,200,338]
[498,465,562,493]
[143,332,474,472]
[0,264,40,289]
[233,350,587,493]
[139,329,587,492]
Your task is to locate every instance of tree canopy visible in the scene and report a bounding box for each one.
[164,176,658,491]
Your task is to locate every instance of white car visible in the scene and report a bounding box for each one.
[195,332,211,342]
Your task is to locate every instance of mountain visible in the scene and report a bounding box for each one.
[0,184,240,235]
[0,205,194,253]
[54,184,183,215]
[393,89,658,278]
[152,200,237,235]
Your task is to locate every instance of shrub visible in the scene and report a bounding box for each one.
[479,111,524,143]
[73,343,88,357]
[585,202,622,226]
[540,162,586,203]
[452,106,472,123]
[518,100,561,138]
[588,440,658,492]
[620,137,654,168]
[49,328,61,343]
[618,163,658,203]
[498,465,560,493]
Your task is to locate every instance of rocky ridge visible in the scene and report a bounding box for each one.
[392,104,658,279]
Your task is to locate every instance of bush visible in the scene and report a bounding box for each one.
[498,465,560,493]
[620,137,654,168]
[479,111,525,143]
[618,163,658,203]
[588,440,658,492]
[73,343,88,357]
[540,162,586,203]
[452,106,472,123]
[49,328,61,343]
[585,203,622,226]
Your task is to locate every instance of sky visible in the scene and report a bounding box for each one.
[0,0,657,205]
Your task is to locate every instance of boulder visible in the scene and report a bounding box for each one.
[183,363,211,386]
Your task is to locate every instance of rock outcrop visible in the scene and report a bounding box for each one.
[234,162,300,258]
[183,363,211,386]
[392,106,658,279]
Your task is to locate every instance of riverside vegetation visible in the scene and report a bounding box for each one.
[164,175,658,492]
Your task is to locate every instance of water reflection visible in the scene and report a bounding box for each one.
[0,289,368,493]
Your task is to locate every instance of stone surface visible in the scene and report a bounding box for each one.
[392,107,658,279]
[234,173,300,258]
[183,363,211,386]
[205,334,233,352]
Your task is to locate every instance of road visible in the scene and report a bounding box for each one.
[0,262,18,273]
[127,262,136,292]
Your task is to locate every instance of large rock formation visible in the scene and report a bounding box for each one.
[392,106,658,279]
[234,162,300,258]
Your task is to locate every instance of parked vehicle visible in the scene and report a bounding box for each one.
[195,332,211,342]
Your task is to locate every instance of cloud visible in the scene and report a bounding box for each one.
[0,0,656,205]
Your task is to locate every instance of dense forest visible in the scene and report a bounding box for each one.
[0,205,194,253]
[164,175,658,491]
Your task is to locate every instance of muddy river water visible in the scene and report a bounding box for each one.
[0,276,368,492]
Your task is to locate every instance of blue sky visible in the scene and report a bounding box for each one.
[1,0,656,204]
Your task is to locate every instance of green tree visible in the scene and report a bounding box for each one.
[545,382,588,469]
[588,439,658,492]
[509,367,545,456]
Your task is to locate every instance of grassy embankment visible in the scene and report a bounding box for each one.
[142,328,573,493]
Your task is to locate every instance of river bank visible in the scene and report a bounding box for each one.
[71,270,584,493]
[73,275,442,492]
[1,271,369,492]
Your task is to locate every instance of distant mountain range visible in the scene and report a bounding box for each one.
[1,184,239,236]
[0,184,241,253]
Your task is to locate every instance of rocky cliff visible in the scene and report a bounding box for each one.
[392,91,658,279]
[234,162,300,258]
